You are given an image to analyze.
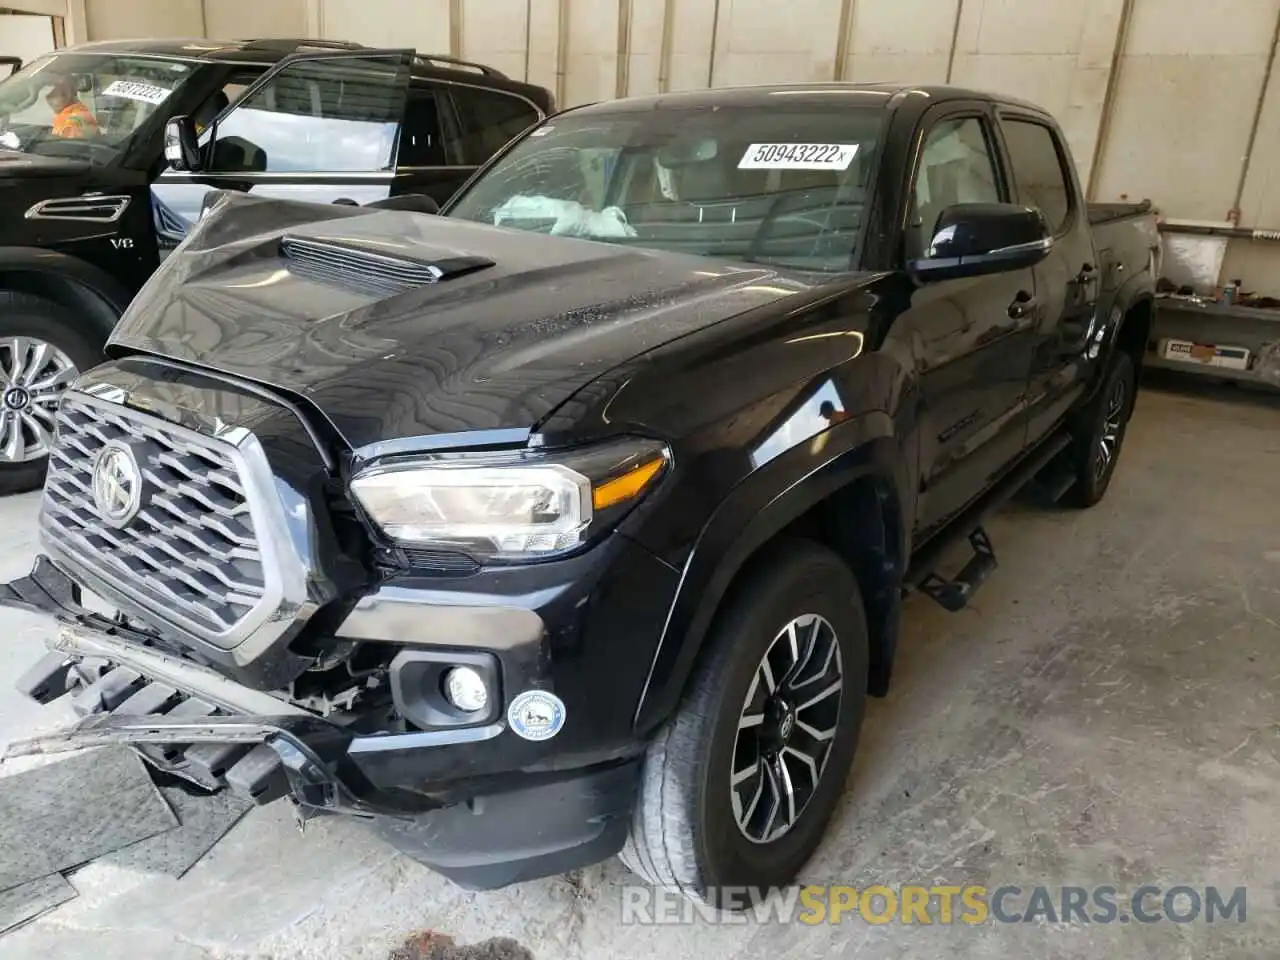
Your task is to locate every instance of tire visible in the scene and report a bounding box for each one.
[620,540,869,907]
[0,292,105,496]
[1063,351,1135,509]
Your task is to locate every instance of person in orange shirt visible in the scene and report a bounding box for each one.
[46,78,99,138]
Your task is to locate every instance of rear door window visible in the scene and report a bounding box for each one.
[397,83,447,166]
[447,86,541,164]
[1000,118,1073,234]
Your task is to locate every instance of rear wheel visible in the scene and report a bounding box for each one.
[0,293,103,496]
[1064,351,1135,508]
[621,541,868,907]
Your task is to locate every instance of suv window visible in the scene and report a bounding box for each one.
[448,86,540,164]
[1001,118,1072,234]
[397,83,447,167]
[911,117,1001,249]
[191,71,263,136]
[211,56,407,173]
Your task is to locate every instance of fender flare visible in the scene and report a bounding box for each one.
[0,246,132,340]
[632,410,911,733]
[1082,267,1155,406]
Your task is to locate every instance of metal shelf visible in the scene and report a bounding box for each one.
[1151,297,1280,389]
[1144,353,1279,389]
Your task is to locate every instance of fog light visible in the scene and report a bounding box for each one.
[443,666,489,713]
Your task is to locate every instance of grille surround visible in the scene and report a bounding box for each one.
[40,390,310,659]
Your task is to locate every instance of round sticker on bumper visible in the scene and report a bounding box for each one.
[507,690,566,741]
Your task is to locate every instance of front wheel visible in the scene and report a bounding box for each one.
[621,541,869,907]
[1064,351,1135,508]
[0,293,103,496]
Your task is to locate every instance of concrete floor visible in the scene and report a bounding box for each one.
[0,377,1277,959]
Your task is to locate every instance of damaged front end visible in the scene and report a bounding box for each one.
[3,558,472,820]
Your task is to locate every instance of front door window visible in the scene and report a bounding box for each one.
[209,55,408,174]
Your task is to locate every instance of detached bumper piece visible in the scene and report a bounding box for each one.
[14,650,291,802]
[1,558,441,819]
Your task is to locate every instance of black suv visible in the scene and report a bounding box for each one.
[0,38,551,494]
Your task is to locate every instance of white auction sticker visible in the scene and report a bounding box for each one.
[738,142,859,170]
[101,80,173,105]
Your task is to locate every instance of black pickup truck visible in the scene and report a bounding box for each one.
[0,38,551,495]
[2,83,1159,906]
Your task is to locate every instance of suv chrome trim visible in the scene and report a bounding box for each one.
[39,389,315,666]
[25,195,131,222]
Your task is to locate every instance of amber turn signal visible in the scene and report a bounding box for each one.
[592,456,667,511]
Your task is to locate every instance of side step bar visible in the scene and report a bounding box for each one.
[907,429,1074,611]
[918,528,996,612]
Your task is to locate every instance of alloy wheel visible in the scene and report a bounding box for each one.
[730,613,844,844]
[1094,377,1127,482]
[0,336,77,464]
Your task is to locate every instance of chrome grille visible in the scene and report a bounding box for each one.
[41,394,267,639]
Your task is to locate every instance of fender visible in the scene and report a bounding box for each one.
[1082,264,1154,407]
[632,409,912,733]
[0,246,132,339]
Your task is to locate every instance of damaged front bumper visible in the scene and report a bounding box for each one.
[1,558,643,888]
[3,556,500,818]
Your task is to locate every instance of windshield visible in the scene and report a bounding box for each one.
[0,53,195,163]
[447,105,885,272]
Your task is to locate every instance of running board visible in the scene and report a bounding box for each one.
[918,528,996,612]
[907,429,1073,611]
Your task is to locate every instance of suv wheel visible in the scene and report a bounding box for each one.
[621,541,868,907]
[1064,351,1135,508]
[0,293,101,496]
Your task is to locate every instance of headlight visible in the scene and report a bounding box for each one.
[350,438,670,562]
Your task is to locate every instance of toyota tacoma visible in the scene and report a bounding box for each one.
[1,83,1158,905]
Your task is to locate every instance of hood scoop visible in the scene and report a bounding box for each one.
[280,235,494,296]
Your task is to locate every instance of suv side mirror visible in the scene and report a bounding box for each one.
[164,115,201,172]
[911,203,1052,282]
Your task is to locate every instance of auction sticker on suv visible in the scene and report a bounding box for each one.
[739,143,859,170]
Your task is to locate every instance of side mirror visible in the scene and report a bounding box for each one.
[365,193,440,215]
[164,115,201,172]
[910,203,1052,282]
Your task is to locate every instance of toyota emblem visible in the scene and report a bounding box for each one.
[91,442,143,527]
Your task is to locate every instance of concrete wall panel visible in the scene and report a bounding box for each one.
[712,0,841,86]
[460,0,529,81]
[318,0,451,53]
[85,0,203,39]
[0,13,54,61]
[625,0,665,97]
[526,0,562,96]
[1093,0,1280,222]
[666,0,716,91]
[844,0,957,83]
[564,0,618,104]
[203,0,307,39]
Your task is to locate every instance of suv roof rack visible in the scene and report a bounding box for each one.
[414,53,507,79]
[239,38,369,52]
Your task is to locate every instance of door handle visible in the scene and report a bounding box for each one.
[1007,291,1037,321]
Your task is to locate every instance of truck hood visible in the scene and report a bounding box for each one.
[110,195,818,452]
